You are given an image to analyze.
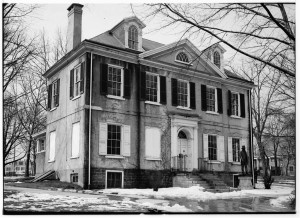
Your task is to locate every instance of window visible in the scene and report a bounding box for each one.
[146,73,159,103]
[213,51,220,68]
[71,173,78,183]
[18,161,23,166]
[232,138,240,162]
[128,25,138,50]
[145,127,161,160]
[106,171,123,188]
[16,167,20,171]
[176,52,189,63]
[21,167,25,171]
[208,135,217,160]
[71,122,80,158]
[177,80,189,108]
[48,79,60,110]
[289,166,294,172]
[107,124,121,155]
[206,87,217,112]
[107,65,123,97]
[231,93,240,116]
[37,139,45,153]
[49,131,56,162]
[6,167,11,172]
[74,65,81,97]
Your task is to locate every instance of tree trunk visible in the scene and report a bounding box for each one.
[274,153,278,175]
[25,139,32,177]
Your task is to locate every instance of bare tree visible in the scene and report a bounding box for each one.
[140,3,295,77]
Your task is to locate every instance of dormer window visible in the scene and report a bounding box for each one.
[176,52,189,63]
[213,51,220,68]
[128,25,138,50]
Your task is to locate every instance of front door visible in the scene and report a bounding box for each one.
[178,130,193,171]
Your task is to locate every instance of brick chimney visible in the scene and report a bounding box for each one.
[66,4,83,52]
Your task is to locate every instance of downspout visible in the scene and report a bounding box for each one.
[137,61,141,187]
[249,89,255,188]
[88,52,93,189]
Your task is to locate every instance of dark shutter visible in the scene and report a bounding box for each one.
[190,82,196,109]
[160,76,167,104]
[56,79,60,107]
[70,69,74,99]
[140,71,146,101]
[80,62,85,94]
[217,88,223,114]
[240,93,245,118]
[227,90,232,116]
[124,68,131,99]
[201,85,207,111]
[100,63,108,95]
[47,84,52,110]
[171,78,177,106]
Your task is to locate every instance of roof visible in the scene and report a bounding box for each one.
[224,69,252,83]
[142,38,164,51]
[110,16,146,32]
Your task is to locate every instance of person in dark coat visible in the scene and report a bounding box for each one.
[240,146,248,175]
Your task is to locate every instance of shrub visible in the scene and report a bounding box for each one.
[263,174,274,189]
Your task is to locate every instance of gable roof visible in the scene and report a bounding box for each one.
[142,38,164,51]
[110,16,146,32]
[90,31,125,49]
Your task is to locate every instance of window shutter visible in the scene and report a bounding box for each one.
[71,122,80,158]
[140,71,146,101]
[122,125,131,156]
[240,93,245,118]
[160,76,167,104]
[49,131,56,161]
[124,68,131,99]
[228,137,233,162]
[190,82,196,109]
[145,127,161,159]
[217,88,223,114]
[227,90,232,116]
[201,85,207,111]
[203,134,208,159]
[171,78,177,106]
[47,84,52,110]
[217,135,225,162]
[56,79,60,107]
[99,123,107,155]
[70,69,74,99]
[80,62,85,94]
[100,63,108,95]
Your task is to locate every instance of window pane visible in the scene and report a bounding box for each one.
[107,125,121,155]
[232,138,240,162]
[177,81,188,107]
[108,66,122,97]
[231,93,239,116]
[107,172,122,188]
[206,87,216,112]
[146,74,158,102]
[208,135,217,160]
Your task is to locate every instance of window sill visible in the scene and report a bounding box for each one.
[230,115,242,119]
[145,158,161,161]
[106,95,125,101]
[50,107,57,112]
[70,156,79,159]
[48,160,55,163]
[145,101,161,106]
[176,106,192,111]
[174,60,193,66]
[105,155,125,159]
[206,111,219,115]
[36,151,45,154]
[72,95,81,101]
[207,160,221,164]
[231,162,241,165]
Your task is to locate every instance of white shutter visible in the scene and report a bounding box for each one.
[122,125,131,156]
[203,134,208,159]
[217,135,225,162]
[241,138,246,148]
[145,127,161,159]
[49,131,56,161]
[71,122,80,158]
[228,137,233,162]
[99,123,107,155]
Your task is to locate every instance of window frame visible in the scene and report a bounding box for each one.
[105,170,124,189]
[175,52,190,65]
[51,80,58,109]
[128,25,138,50]
[48,131,56,162]
[231,92,240,117]
[145,72,160,104]
[71,122,80,158]
[177,79,190,110]
[232,138,240,162]
[73,64,81,98]
[208,134,217,161]
[37,139,45,153]
[106,123,122,156]
[213,51,221,68]
[107,64,124,99]
[71,173,79,183]
[206,86,218,113]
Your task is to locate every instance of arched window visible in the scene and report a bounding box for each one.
[213,51,220,68]
[178,130,187,139]
[128,25,138,50]
[176,52,189,63]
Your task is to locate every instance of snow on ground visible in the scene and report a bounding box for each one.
[269,196,292,208]
[101,184,294,201]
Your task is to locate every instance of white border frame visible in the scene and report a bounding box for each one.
[106,123,123,157]
[230,92,241,117]
[145,71,160,104]
[36,138,46,154]
[176,79,190,110]
[70,121,80,159]
[72,63,82,99]
[107,64,124,99]
[206,85,218,113]
[105,170,124,189]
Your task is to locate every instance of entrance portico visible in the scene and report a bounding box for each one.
[171,116,199,172]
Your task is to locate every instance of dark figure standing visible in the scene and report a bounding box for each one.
[240,146,248,175]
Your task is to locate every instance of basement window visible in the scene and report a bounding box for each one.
[71,173,78,183]
[106,171,123,188]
